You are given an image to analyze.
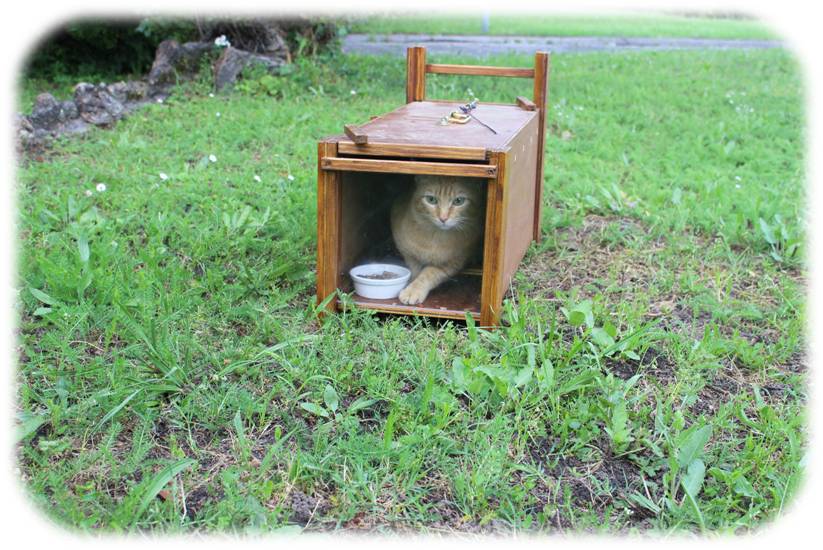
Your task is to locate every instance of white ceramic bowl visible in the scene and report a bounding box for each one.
[349,263,411,300]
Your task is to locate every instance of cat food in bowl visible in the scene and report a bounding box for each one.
[349,264,411,300]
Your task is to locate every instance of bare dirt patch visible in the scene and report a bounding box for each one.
[516,214,668,303]
[523,435,658,529]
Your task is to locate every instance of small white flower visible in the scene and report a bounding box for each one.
[111,241,118,248]
[156,97,164,103]
[208,93,215,98]
[96,183,107,192]
[159,172,169,181]
[735,184,741,189]
[216,112,221,117]
[253,175,262,183]
[350,89,357,95]
[735,176,741,181]
[85,189,93,197]
[214,35,231,48]
[287,174,295,181]
[209,154,217,163]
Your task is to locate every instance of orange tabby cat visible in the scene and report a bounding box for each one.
[390,175,485,305]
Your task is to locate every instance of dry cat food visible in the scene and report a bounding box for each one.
[360,271,399,280]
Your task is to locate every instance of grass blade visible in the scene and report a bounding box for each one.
[15,414,48,443]
[130,458,197,526]
[95,389,141,432]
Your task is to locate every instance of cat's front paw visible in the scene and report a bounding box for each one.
[398,283,429,305]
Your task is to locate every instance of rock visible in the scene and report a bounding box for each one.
[27,93,80,131]
[105,81,129,103]
[259,23,289,57]
[213,46,286,92]
[74,82,125,126]
[124,80,149,100]
[147,40,181,89]
[179,41,214,70]
[59,100,78,120]
[147,39,213,93]
[15,114,36,149]
[105,81,150,104]
[15,113,34,135]
[17,23,298,154]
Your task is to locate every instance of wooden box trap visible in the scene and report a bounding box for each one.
[316,46,550,326]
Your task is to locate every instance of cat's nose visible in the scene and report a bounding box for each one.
[438,214,449,223]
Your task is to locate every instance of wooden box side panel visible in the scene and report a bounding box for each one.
[500,116,539,300]
[316,141,342,311]
[480,151,507,327]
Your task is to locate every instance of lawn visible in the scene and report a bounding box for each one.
[15,46,805,535]
[349,12,777,40]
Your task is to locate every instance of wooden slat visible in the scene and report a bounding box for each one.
[338,141,488,161]
[532,52,550,243]
[333,101,536,152]
[426,63,534,78]
[349,274,482,321]
[321,157,497,178]
[480,151,507,327]
[343,124,367,144]
[406,46,427,102]
[350,301,480,321]
[316,141,342,314]
[516,96,536,111]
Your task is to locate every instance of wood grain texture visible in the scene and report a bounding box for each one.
[426,63,534,78]
[343,124,367,144]
[501,117,539,294]
[406,46,427,102]
[335,101,536,152]
[347,274,481,320]
[516,96,537,111]
[532,51,550,243]
[338,141,488,161]
[338,173,394,282]
[321,157,497,178]
[480,151,507,327]
[316,141,342,313]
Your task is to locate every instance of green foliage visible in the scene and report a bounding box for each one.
[758,214,801,264]
[25,18,197,79]
[350,13,777,39]
[15,46,805,534]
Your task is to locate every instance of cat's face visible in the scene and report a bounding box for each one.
[412,175,484,230]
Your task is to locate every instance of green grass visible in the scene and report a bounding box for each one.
[15,47,805,534]
[349,12,777,40]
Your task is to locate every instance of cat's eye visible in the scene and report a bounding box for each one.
[424,195,438,205]
[452,196,467,206]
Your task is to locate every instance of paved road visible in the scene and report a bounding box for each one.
[343,33,782,56]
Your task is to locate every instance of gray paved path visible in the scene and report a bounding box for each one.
[342,33,783,56]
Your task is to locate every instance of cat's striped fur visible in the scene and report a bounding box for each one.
[390,175,485,305]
